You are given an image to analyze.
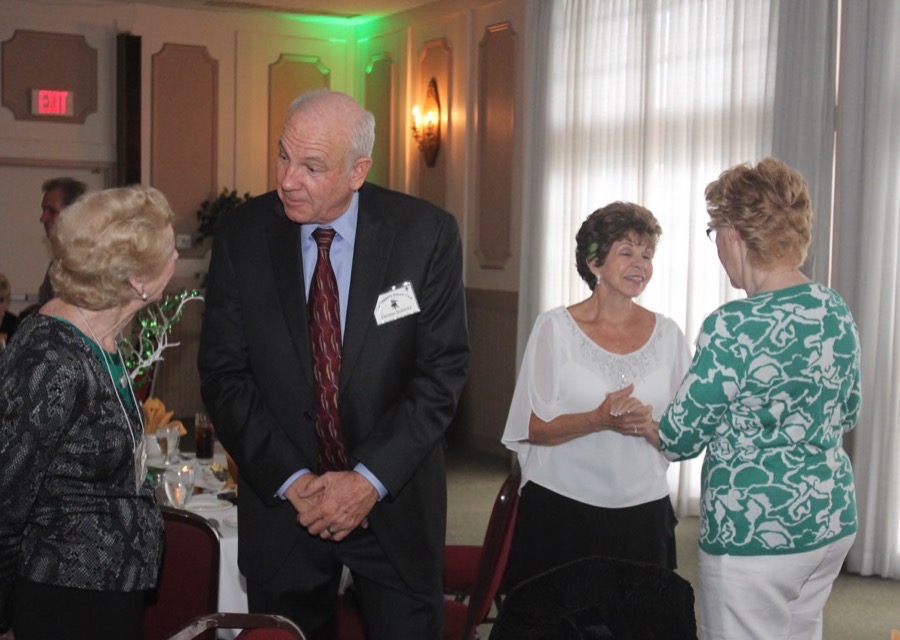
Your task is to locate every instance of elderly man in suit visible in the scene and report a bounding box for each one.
[198,89,469,640]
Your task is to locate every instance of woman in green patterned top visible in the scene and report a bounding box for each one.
[658,158,860,640]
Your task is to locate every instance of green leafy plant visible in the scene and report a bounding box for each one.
[194,188,251,246]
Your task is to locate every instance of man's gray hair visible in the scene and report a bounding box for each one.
[286,90,375,167]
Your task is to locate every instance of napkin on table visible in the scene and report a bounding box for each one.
[141,397,187,436]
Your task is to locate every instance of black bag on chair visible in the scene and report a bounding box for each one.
[489,555,697,640]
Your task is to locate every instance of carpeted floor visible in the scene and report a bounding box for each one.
[446,445,900,640]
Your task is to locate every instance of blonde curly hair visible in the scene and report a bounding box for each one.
[705,157,812,269]
[49,185,175,310]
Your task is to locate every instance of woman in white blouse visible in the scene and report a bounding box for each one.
[502,201,690,589]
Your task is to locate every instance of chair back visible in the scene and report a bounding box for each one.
[338,470,521,640]
[489,555,697,640]
[165,613,306,640]
[144,506,221,640]
[460,470,521,639]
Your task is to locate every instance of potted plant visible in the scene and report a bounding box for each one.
[195,188,251,247]
[194,188,251,289]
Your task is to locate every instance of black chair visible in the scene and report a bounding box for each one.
[489,555,697,640]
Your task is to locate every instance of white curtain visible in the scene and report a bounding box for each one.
[519,0,777,516]
[837,0,900,580]
[769,1,839,286]
[519,0,900,578]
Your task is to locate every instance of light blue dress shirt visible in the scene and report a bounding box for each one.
[278,191,388,501]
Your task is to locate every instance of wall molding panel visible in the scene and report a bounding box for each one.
[151,43,218,251]
[475,22,516,270]
[455,288,518,455]
[365,52,395,188]
[1,29,97,124]
[267,54,331,191]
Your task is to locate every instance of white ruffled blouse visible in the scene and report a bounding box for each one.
[502,306,690,508]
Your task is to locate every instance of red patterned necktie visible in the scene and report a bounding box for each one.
[308,228,348,472]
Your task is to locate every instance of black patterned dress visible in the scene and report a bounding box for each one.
[0,314,163,633]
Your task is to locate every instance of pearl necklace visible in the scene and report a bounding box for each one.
[75,306,147,490]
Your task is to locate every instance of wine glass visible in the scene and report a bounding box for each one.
[164,465,195,508]
[156,425,181,466]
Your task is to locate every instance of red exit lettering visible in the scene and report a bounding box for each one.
[39,90,70,115]
[31,89,74,116]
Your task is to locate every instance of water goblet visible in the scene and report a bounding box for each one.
[156,425,181,466]
[164,465,195,508]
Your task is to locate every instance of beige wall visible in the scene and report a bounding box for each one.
[0,0,524,456]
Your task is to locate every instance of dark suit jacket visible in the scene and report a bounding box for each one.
[197,183,469,593]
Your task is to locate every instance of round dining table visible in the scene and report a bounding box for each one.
[149,437,351,638]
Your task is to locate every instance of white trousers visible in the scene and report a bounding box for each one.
[697,534,855,640]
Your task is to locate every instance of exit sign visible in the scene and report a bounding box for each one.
[31,89,75,117]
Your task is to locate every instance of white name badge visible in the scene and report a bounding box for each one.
[374,281,421,325]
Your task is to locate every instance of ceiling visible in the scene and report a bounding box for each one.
[129,0,438,20]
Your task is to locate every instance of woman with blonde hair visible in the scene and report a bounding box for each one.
[0,185,179,639]
[659,157,860,640]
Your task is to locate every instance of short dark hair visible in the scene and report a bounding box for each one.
[42,177,88,207]
[575,202,662,290]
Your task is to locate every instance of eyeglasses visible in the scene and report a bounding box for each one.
[705,227,719,243]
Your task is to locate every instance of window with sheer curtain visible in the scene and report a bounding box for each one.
[520,0,900,578]
[834,0,900,581]
[520,0,777,516]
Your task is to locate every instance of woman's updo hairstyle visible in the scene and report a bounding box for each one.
[50,185,175,310]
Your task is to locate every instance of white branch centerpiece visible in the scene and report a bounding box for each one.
[119,288,204,398]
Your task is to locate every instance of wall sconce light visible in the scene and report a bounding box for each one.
[411,78,441,167]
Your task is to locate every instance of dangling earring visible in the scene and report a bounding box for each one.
[140,290,148,301]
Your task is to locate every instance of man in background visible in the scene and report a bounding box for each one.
[198,90,469,640]
[0,273,19,346]
[37,177,87,304]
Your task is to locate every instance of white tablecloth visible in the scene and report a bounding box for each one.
[176,454,352,638]
[214,509,244,609]
[178,456,248,639]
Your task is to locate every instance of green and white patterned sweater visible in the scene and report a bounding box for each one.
[659,283,860,556]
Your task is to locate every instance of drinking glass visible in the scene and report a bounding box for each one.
[194,412,215,464]
[164,465,195,508]
[156,425,180,466]
[148,467,167,505]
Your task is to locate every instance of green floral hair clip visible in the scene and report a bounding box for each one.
[586,241,599,263]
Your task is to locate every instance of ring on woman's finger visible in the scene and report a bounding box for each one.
[326,526,335,538]
[633,426,637,434]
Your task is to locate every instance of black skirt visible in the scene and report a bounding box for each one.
[9,578,146,640]
[503,481,678,591]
